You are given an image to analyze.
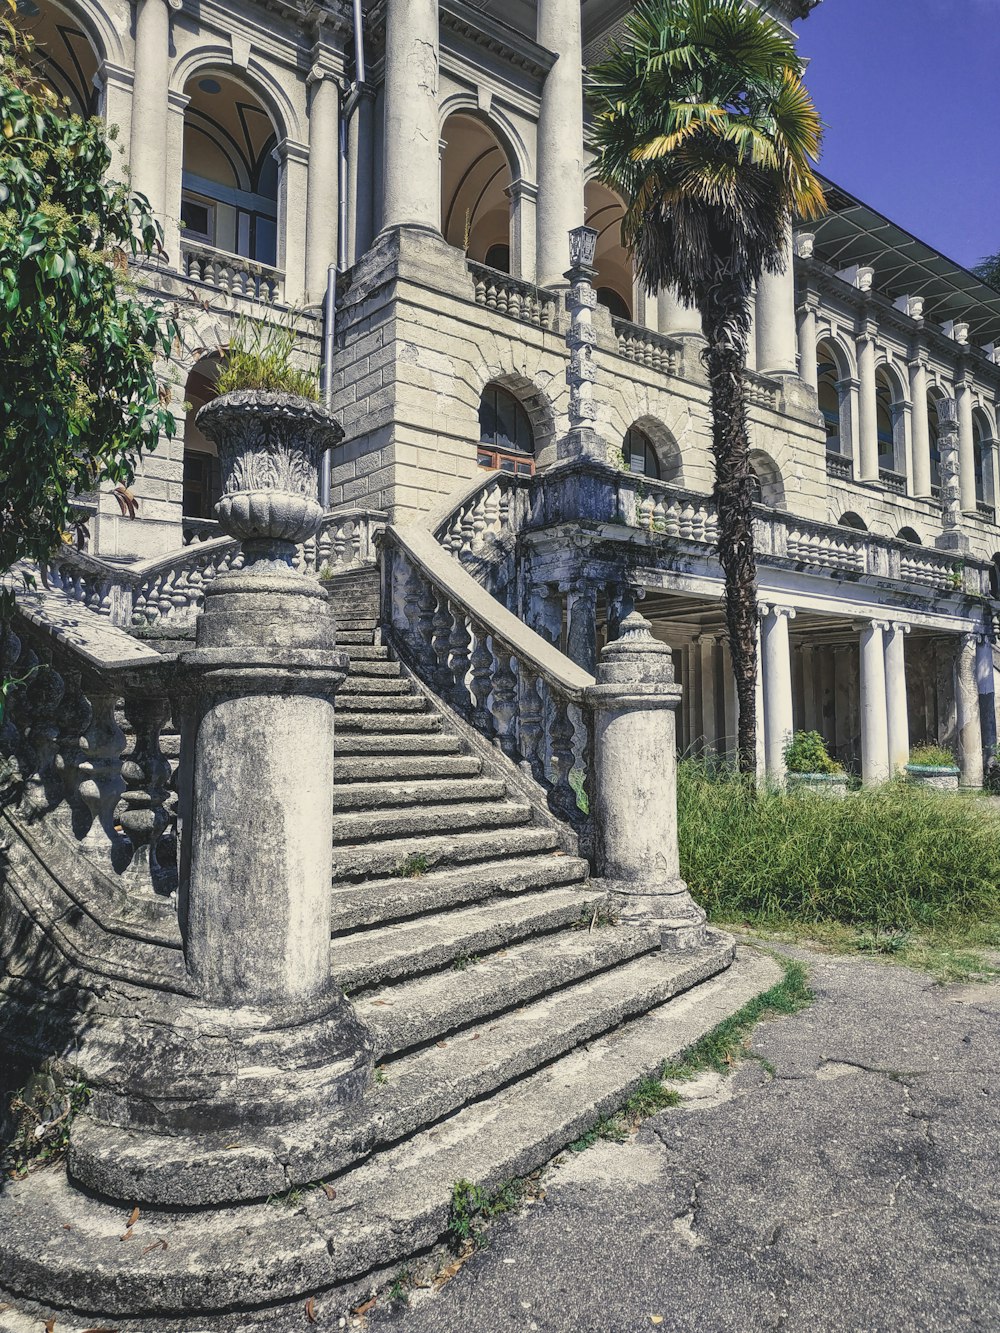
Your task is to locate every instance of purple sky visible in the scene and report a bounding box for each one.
[800,0,1000,272]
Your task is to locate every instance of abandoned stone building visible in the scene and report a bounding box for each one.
[2,0,999,1325]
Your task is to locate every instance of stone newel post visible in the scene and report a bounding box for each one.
[183,390,349,1006]
[585,613,708,950]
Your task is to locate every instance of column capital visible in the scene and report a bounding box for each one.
[856,320,879,345]
[506,179,539,204]
[758,603,796,621]
[273,137,310,167]
[961,629,988,648]
[886,621,911,635]
[167,87,190,113]
[908,351,928,373]
[855,617,891,633]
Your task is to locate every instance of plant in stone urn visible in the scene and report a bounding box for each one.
[783,730,847,798]
[197,313,341,566]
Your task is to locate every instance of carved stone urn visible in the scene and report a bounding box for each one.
[195,389,343,566]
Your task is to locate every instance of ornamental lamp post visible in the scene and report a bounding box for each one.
[560,224,609,463]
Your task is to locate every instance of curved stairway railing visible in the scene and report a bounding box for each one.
[382,524,595,838]
[40,507,387,628]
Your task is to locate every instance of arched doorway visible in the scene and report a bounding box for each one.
[440,113,514,271]
[181,70,280,275]
[875,366,905,484]
[584,181,633,320]
[22,0,99,114]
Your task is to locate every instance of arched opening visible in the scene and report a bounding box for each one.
[622,425,659,479]
[182,358,223,521]
[748,450,784,509]
[585,181,632,320]
[440,113,514,270]
[875,367,905,480]
[927,389,944,491]
[478,383,535,476]
[816,339,851,458]
[22,0,99,114]
[839,511,868,532]
[181,69,280,270]
[897,526,922,545]
[973,410,995,509]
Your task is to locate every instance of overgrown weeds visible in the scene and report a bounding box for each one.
[2,1062,90,1179]
[216,308,319,400]
[447,1176,534,1251]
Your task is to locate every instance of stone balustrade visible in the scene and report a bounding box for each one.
[611,317,679,376]
[467,261,558,331]
[180,237,284,304]
[42,508,387,629]
[384,524,595,834]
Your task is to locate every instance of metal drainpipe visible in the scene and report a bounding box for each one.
[319,1,366,510]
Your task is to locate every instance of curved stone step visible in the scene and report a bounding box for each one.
[333,885,596,992]
[332,776,505,812]
[330,824,562,881]
[336,710,441,734]
[334,752,482,783]
[330,851,587,932]
[0,947,772,1322]
[329,799,532,846]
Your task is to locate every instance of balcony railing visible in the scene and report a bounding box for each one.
[611,318,679,375]
[879,467,906,494]
[467,261,558,331]
[826,452,852,481]
[180,238,283,303]
[976,500,996,523]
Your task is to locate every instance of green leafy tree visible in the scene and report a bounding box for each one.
[0,17,176,578]
[588,0,824,774]
[972,252,1000,291]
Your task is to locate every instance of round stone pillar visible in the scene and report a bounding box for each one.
[957,376,977,514]
[884,621,910,775]
[305,71,340,301]
[909,357,932,498]
[536,0,585,286]
[755,222,798,376]
[859,619,890,784]
[130,0,174,220]
[857,330,880,482]
[957,632,985,788]
[657,287,702,338]
[585,613,707,951]
[760,604,795,784]
[382,0,440,232]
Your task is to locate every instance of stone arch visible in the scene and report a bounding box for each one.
[584,179,633,320]
[439,94,530,184]
[748,449,785,510]
[815,331,855,379]
[973,406,995,506]
[623,415,682,484]
[181,354,224,520]
[897,525,922,545]
[440,110,517,270]
[171,49,300,144]
[24,0,108,114]
[874,361,907,477]
[816,336,854,460]
[839,511,868,532]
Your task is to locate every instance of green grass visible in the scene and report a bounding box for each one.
[678,760,1000,932]
[446,1177,532,1251]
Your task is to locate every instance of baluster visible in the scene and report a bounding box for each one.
[315,525,333,574]
[518,669,545,782]
[20,659,65,820]
[485,279,498,311]
[349,522,362,566]
[468,622,495,733]
[473,274,487,306]
[548,695,577,821]
[491,650,519,758]
[0,625,23,763]
[638,495,654,529]
[483,484,501,538]
[471,493,489,547]
[447,603,472,709]
[430,593,454,691]
[118,693,174,896]
[74,687,126,863]
[409,577,437,676]
[459,502,476,559]
[497,485,512,538]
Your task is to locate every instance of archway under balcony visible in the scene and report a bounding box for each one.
[875,363,907,484]
[181,356,223,530]
[584,180,633,321]
[622,417,682,485]
[181,68,281,276]
[22,0,101,114]
[749,449,785,510]
[816,336,854,462]
[440,111,516,273]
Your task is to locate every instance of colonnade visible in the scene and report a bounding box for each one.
[675,608,994,788]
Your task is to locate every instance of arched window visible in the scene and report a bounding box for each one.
[973,412,994,508]
[478,384,535,476]
[817,359,841,453]
[838,512,868,532]
[585,181,633,320]
[623,427,660,479]
[897,526,921,545]
[441,113,513,269]
[748,450,784,509]
[875,374,897,472]
[928,393,942,490]
[748,469,763,504]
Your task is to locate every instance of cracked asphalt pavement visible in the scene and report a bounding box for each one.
[371,947,1000,1333]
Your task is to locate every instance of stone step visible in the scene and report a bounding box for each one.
[331,776,505,812]
[342,643,390,661]
[329,851,588,932]
[337,693,429,713]
[345,658,401,678]
[2,948,771,1319]
[339,676,413,696]
[337,618,379,631]
[360,915,660,1059]
[337,629,376,645]
[333,886,595,992]
[335,731,460,755]
[329,799,532,846]
[334,752,482,784]
[331,824,562,882]
[336,711,443,735]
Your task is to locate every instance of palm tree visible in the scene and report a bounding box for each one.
[588,0,824,774]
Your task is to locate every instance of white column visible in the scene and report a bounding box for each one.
[909,356,931,498]
[722,641,738,760]
[760,605,795,783]
[754,620,766,782]
[884,621,910,774]
[276,139,309,304]
[756,223,798,376]
[657,287,702,338]
[859,619,890,784]
[508,180,537,284]
[957,374,977,513]
[382,0,440,232]
[130,0,174,221]
[699,636,718,753]
[977,635,997,763]
[347,87,376,263]
[305,71,340,302]
[796,295,818,391]
[536,0,585,286]
[162,87,188,272]
[857,328,879,481]
[957,633,984,787]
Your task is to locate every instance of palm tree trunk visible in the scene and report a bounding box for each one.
[702,290,759,776]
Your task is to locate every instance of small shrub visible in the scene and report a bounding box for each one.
[783,730,843,775]
[908,744,957,769]
[396,852,430,878]
[216,309,320,400]
[2,1064,89,1179]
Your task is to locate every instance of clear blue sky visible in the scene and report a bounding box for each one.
[800,0,1000,272]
